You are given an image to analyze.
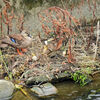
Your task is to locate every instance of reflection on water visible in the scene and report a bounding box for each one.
[75,90,100,100]
[55,80,100,100]
[12,75,100,100]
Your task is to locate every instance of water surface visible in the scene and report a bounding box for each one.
[12,74,100,100]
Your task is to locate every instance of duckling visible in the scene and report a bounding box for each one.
[0,30,32,55]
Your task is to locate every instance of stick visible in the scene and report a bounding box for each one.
[93,21,99,60]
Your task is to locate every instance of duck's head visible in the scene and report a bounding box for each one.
[21,30,32,38]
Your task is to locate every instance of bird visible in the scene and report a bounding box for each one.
[0,30,32,55]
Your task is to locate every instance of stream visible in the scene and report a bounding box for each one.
[12,74,100,100]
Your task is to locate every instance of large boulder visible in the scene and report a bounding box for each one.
[0,80,15,100]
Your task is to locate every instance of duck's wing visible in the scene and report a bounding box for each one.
[8,34,24,41]
[8,34,25,45]
[1,34,32,49]
[1,36,19,48]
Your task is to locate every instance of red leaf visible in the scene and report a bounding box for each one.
[67,41,75,63]
[56,38,63,50]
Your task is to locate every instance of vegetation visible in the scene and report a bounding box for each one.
[0,50,13,80]
[0,0,99,100]
[38,6,80,63]
[0,0,99,87]
[71,71,89,86]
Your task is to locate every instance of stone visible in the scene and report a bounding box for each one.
[0,80,15,100]
[31,83,58,97]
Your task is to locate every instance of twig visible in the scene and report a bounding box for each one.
[93,21,99,60]
[92,70,100,76]
[0,11,3,35]
[60,0,66,9]
[0,50,12,80]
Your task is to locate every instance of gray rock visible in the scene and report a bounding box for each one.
[31,83,58,97]
[0,80,15,100]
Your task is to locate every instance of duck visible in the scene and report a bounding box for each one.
[0,30,32,55]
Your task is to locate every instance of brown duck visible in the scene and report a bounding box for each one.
[0,30,32,55]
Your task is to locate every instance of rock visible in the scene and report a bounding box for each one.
[0,80,15,100]
[25,71,71,85]
[31,83,58,97]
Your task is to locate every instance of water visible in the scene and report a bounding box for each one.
[12,74,100,100]
[55,75,100,100]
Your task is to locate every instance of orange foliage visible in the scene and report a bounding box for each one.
[2,0,14,34]
[0,0,25,34]
[17,14,25,32]
[67,40,75,63]
[38,6,80,63]
[56,38,64,50]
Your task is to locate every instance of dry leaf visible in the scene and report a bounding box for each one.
[56,38,63,50]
